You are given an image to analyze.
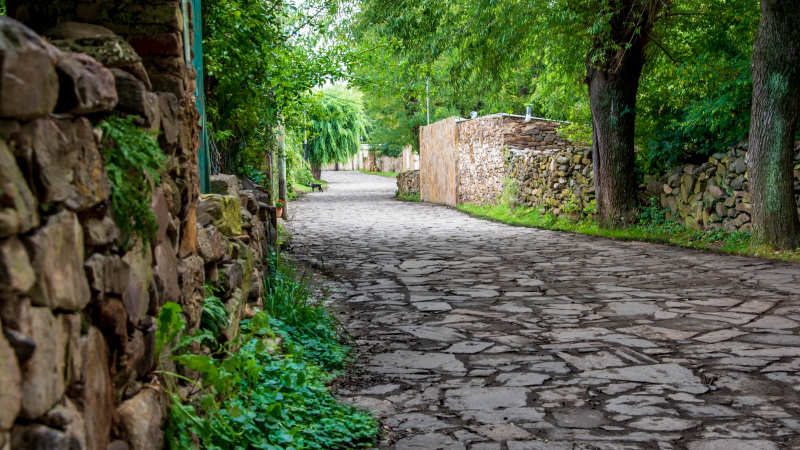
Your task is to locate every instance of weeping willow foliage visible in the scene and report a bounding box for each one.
[307,87,369,166]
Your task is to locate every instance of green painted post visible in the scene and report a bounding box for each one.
[192,0,211,194]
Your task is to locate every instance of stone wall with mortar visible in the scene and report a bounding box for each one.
[0,11,277,450]
[396,170,420,197]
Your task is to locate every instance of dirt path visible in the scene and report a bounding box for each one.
[286,170,800,450]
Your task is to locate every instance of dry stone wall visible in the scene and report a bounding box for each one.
[0,12,277,450]
[396,170,420,197]
[452,116,800,231]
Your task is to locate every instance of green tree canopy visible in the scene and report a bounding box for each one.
[307,86,369,167]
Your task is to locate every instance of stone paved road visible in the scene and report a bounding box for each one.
[286,171,800,450]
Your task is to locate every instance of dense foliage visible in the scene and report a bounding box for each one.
[98,116,167,250]
[160,250,377,449]
[345,0,761,169]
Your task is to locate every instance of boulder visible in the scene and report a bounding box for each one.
[55,52,117,114]
[19,307,66,420]
[0,236,35,295]
[81,327,113,450]
[151,188,171,245]
[121,241,152,325]
[0,139,38,238]
[196,225,228,263]
[197,195,242,236]
[0,322,21,430]
[10,118,72,204]
[115,389,163,450]
[96,298,128,352]
[25,210,91,311]
[0,17,59,120]
[157,92,179,149]
[50,35,141,69]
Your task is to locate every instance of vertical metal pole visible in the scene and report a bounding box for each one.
[303,128,308,161]
[277,123,287,220]
[426,79,430,125]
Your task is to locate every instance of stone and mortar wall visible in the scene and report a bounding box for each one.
[0,11,277,450]
[396,170,420,197]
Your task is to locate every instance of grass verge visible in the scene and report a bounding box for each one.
[159,249,378,449]
[396,193,420,202]
[291,179,328,195]
[358,169,398,178]
[457,202,800,263]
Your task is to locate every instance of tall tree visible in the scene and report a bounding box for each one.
[586,0,664,227]
[746,0,800,250]
[307,87,369,179]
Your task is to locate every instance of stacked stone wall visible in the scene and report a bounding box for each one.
[454,116,800,230]
[396,170,420,197]
[0,12,277,450]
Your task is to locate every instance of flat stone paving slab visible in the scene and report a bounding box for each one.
[287,171,800,449]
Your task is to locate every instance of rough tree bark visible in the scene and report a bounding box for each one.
[311,162,322,181]
[746,0,800,250]
[585,0,661,229]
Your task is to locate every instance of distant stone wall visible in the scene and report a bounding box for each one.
[397,170,420,197]
[0,12,277,450]
[457,115,575,205]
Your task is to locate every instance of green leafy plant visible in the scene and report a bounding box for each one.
[99,116,167,250]
[275,198,285,209]
[200,284,230,340]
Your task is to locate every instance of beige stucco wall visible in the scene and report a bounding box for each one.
[420,117,459,206]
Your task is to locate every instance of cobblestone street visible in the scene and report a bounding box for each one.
[287,171,800,450]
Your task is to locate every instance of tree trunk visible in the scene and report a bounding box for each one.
[586,43,646,229]
[746,0,800,250]
[311,162,322,181]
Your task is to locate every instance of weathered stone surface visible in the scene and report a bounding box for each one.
[81,327,113,450]
[551,409,607,428]
[210,174,240,198]
[50,35,141,69]
[110,68,159,127]
[25,210,91,311]
[197,225,228,263]
[154,239,181,305]
[0,236,35,294]
[122,240,153,325]
[10,424,68,450]
[157,92,179,147]
[64,118,111,211]
[84,215,120,247]
[115,388,163,450]
[84,254,130,295]
[0,17,59,120]
[197,194,242,236]
[45,22,115,40]
[687,439,778,450]
[55,52,118,114]
[0,139,38,237]
[19,307,65,419]
[10,118,70,204]
[580,364,708,394]
[152,188,171,245]
[0,322,21,430]
[395,433,465,450]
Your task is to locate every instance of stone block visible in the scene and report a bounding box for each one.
[44,22,115,40]
[81,327,113,450]
[25,211,91,311]
[0,139,38,238]
[0,17,59,121]
[60,118,111,211]
[152,188,171,245]
[84,215,120,247]
[115,388,163,450]
[0,322,21,431]
[197,194,242,236]
[122,240,153,326]
[10,424,69,450]
[54,52,118,114]
[50,35,141,69]
[10,118,70,204]
[111,68,160,128]
[154,239,180,305]
[178,202,197,258]
[157,92,179,149]
[19,307,65,420]
[128,33,182,57]
[210,174,240,198]
[0,236,35,295]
